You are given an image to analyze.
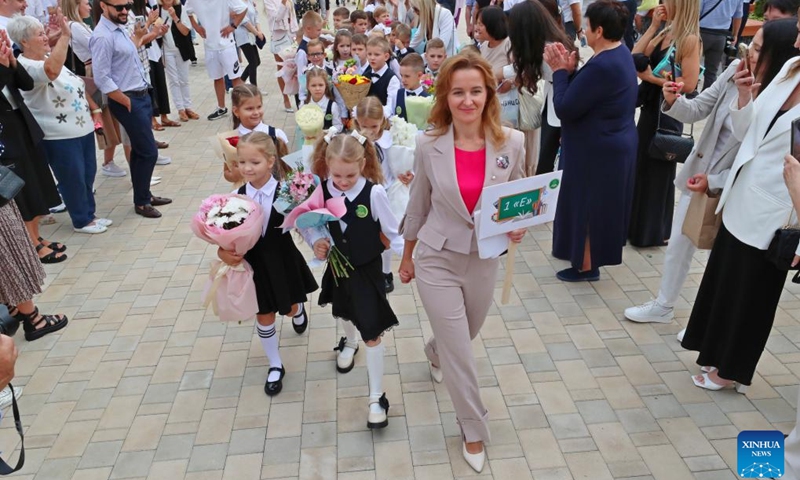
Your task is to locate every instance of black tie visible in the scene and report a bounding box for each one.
[406,92,417,97]
[371,73,381,80]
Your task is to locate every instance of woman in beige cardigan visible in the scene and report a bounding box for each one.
[399,52,526,473]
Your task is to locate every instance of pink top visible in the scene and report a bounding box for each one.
[454,148,486,215]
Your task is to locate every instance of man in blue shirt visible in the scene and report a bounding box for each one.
[699,0,742,89]
[90,0,171,218]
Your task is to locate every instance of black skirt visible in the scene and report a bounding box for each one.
[0,111,61,222]
[681,223,787,385]
[245,234,318,316]
[318,255,398,342]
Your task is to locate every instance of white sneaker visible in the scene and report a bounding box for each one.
[156,155,172,166]
[74,223,108,234]
[95,218,113,227]
[0,385,21,410]
[624,300,674,324]
[49,202,66,213]
[101,162,127,177]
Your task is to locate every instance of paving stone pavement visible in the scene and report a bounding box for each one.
[4,16,799,480]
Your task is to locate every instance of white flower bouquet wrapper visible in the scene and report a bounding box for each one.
[405,96,434,131]
[295,104,325,146]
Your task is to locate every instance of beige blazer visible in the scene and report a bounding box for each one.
[402,125,526,254]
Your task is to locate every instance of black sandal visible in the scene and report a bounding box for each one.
[16,307,68,341]
[36,244,67,264]
[37,237,66,253]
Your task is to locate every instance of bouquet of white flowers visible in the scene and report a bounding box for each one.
[406,95,434,131]
[386,116,418,219]
[295,104,325,145]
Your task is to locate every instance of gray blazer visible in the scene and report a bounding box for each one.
[402,125,526,254]
[662,60,742,194]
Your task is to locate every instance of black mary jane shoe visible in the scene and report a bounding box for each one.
[384,272,394,294]
[292,306,308,334]
[367,393,390,429]
[264,366,285,396]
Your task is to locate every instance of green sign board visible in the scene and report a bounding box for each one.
[497,188,544,221]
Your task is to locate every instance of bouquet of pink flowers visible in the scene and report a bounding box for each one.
[190,194,264,322]
[274,163,320,220]
[281,186,354,284]
[277,44,300,96]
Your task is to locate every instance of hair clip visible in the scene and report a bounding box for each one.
[350,130,367,145]
[323,127,339,144]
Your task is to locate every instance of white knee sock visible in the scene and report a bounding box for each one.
[292,302,305,326]
[365,343,385,411]
[339,320,359,360]
[257,324,283,382]
[381,250,392,275]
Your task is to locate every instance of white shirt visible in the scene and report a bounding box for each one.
[320,177,403,254]
[159,6,191,52]
[367,64,401,118]
[374,130,395,189]
[69,21,93,63]
[503,0,524,11]
[558,0,582,24]
[238,122,290,145]
[235,1,259,46]
[236,177,278,236]
[313,97,343,131]
[185,0,247,51]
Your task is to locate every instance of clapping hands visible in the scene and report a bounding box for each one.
[0,30,13,68]
[543,42,577,75]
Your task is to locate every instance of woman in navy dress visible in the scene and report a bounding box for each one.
[545,0,639,282]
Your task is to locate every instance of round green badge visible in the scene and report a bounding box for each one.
[549,179,560,189]
[395,106,402,115]
[325,113,333,121]
[355,204,369,218]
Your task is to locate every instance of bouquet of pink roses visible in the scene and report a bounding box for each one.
[274,163,320,220]
[190,194,264,322]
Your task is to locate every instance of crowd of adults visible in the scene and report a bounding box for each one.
[1,0,800,474]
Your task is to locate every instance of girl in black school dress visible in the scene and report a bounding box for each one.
[306,130,403,429]
[218,132,318,397]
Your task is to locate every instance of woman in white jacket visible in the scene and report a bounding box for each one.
[625,20,800,328]
[264,0,298,112]
[409,0,456,56]
[680,46,800,392]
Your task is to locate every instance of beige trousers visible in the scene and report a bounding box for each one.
[415,241,499,443]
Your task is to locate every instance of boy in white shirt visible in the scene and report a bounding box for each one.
[185,0,247,120]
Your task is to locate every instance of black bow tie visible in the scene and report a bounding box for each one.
[371,73,382,79]
[406,92,417,97]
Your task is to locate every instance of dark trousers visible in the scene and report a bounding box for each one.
[564,21,577,41]
[42,133,96,229]
[240,43,261,86]
[623,0,637,49]
[109,94,157,207]
[537,105,561,174]
[149,60,170,116]
[700,29,727,90]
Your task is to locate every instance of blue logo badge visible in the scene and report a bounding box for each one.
[738,430,784,478]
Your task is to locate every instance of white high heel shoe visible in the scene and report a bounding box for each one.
[691,372,748,393]
[430,364,443,383]
[462,442,485,473]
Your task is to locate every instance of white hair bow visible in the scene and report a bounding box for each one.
[323,127,340,144]
[350,130,367,145]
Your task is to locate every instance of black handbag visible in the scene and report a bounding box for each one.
[648,105,694,163]
[0,384,25,475]
[0,166,24,209]
[767,210,800,272]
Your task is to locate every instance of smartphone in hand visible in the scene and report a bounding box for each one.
[791,117,800,159]
[738,43,751,73]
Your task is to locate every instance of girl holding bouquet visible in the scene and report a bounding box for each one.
[306,67,343,132]
[307,130,403,429]
[219,132,319,397]
[355,97,413,293]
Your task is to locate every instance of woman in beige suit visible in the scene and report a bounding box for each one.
[398,52,526,473]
